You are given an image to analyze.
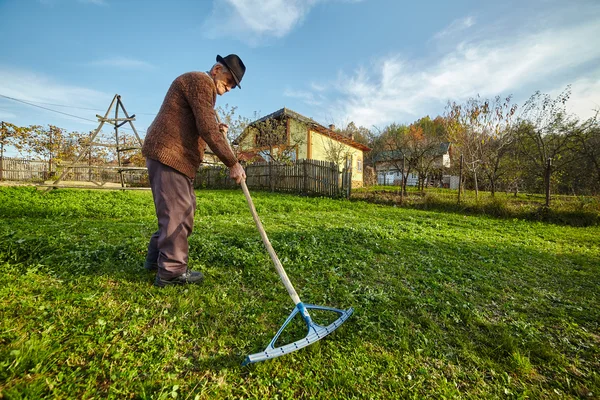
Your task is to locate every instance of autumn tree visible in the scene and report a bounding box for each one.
[26,125,69,176]
[445,95,517,198]
[0,121,32,180]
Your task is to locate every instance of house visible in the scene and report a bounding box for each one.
[234,108,371,188]
[373,142,453,187]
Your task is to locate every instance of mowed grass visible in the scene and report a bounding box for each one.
[0,186,598,399]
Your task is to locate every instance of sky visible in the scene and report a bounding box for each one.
[1,0,599,156]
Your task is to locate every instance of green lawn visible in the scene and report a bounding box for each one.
[0,186,598,399]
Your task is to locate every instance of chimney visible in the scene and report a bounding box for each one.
[329,124,335,131]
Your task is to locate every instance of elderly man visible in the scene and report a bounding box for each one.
[142,54,247,287]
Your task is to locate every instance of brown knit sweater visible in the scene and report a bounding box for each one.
[142,71,238,178]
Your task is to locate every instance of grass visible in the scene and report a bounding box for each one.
[352,186,600,227]
[0,186,599,399]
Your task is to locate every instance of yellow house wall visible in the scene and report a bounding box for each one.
[308,130,364,186]
[238,126,257,150]
[238,119,365,187]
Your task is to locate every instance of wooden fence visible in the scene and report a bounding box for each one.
[0,158,49,181]
[0,157,148,185]
[1,157,351,197]
[196,159,353,198]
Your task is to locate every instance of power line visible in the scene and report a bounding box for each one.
[0,94,157,116]
[0,93,147,134]
[0,94,98,123]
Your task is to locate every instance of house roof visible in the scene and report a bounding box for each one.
[236,107,372,152]
[373,142,451,163]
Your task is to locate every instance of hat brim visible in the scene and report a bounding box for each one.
[216,55,241,89]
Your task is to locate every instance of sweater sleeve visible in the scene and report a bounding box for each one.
[181,73,238,168]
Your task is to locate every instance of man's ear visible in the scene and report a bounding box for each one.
[209,64,219,78]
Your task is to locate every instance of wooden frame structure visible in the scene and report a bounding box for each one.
[42,94,147,190]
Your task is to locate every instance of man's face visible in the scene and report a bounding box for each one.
[214,66,236,96]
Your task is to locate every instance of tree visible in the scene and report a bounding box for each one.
[320,128,355,171]
[515,87,580,205]
[250,117,296,162]
[569,111,600,194]
[409,117,448,192]
[216,104,252,158]
[26,125,68,176]
[378,123,411,192]
[0,121,32,180]
[445,95,517,198]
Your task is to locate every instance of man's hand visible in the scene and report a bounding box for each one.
[229,162,246,184]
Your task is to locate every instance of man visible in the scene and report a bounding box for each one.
[142,54,247,287]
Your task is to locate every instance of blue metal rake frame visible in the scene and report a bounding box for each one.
[240,181,353,366]
[243,303,354,366]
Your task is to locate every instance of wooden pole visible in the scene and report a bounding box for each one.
[545,157,552,207]
[0,121,4,181]
[401,156,405,204]
[458,154,464,204]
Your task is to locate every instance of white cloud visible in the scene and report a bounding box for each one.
[284,88,325,106]
[433,16,475,39]
[203,0,361,44]
[86,57,154,70]
[0,67,109,126]
[0,110,17,119]
[555,76,600,121]
[203,0,315,43]
[77,0,107,5]
[293,18,600,128]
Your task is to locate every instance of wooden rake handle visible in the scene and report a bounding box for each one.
[240,180,302,306]
[213,112,301,306]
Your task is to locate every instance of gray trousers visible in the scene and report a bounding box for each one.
[145,158,196,279]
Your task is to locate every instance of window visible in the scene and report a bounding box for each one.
[357,159,363,172]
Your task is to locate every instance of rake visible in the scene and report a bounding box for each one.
[240,180,353,365]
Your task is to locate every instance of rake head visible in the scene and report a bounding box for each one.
[242,303,353,366]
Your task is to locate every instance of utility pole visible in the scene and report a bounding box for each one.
[0,121,4,181]
[48,126,53,178]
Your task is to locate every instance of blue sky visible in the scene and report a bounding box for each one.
[1,0,599,156]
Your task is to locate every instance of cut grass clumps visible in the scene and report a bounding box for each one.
[0,186,599,399]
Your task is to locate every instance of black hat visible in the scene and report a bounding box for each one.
[216,54,246,89]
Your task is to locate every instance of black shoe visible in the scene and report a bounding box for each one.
[154,270,204,288]
[144,261,158,272]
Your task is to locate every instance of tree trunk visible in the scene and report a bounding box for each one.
[474,170,479,200]
[545,157,552,207]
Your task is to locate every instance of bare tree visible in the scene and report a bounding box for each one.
[320,132,354,171]
[515,86,580,205]
[445,96,517,198]
[216,104,252,157]
[572,111,600,192]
